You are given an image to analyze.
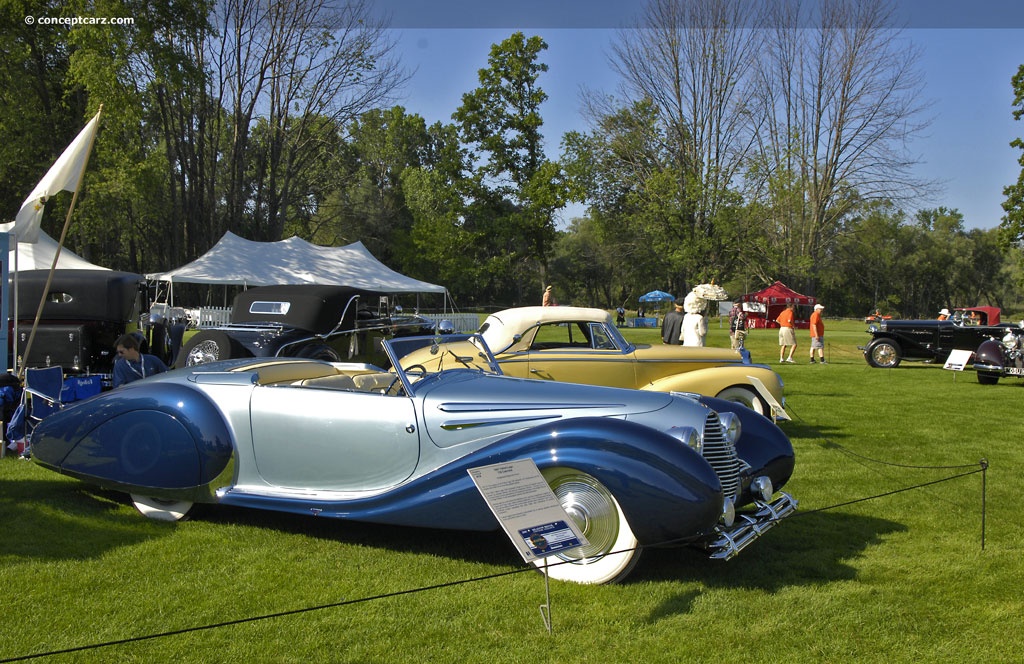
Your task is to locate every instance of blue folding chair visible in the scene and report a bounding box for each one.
[11,367,68,456]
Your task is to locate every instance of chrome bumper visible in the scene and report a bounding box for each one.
[706,492,798,560]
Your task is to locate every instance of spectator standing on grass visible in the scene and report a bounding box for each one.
[730,306,747,350]
[113,333,168,387]
[542,285,557,307]
[809,303,826,364]
[775,303,797,363]
[680,291,708,347]
[661,300,684,344]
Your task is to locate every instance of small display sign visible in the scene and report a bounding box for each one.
[468,459,588,563]
[943,349,974,371]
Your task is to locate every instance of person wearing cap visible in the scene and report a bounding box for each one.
[661,299,685,344]
[809,303,826,364]
[937,308,950,320]
[542,285,557,307]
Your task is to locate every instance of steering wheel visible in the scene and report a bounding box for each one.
[383,375,404,396]
[382,364,428,396]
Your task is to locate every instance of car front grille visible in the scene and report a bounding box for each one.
[702,412,742,499]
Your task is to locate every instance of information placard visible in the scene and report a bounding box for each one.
[943,349,974,371]
[468,459,588,563]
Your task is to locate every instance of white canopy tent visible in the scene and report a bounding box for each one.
[147,231,446,300]
[8,229,109,271]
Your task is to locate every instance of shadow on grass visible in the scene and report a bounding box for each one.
[188,493,906,603]
[198,502,520,567]
[635,509,907,621]
[0,478,169,560]
[2,464,906,601]
[778,419,848,441]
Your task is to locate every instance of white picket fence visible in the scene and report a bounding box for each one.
[189,307,232,328]
[421,313,480,333]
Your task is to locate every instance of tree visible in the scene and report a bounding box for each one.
[453,32,569,291]
[1001,64,1024,245]
[209,0,406,243]
[612,0,760,229]
[0,0,88,239]
[746,0,931,292]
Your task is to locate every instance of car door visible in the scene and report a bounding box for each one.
[248,384,420,492]
[525,321,637,388]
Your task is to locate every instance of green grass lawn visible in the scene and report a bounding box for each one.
[2,318,1022,663]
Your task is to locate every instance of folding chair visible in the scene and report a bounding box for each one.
[10,367,67,456]
[25,366,67,420]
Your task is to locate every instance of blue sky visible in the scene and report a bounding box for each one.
[380,3,1024,230]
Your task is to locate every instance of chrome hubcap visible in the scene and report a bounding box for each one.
[547,472,619,564]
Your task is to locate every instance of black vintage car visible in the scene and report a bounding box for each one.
[10,269,148,374]
[861,307,1015,369]
[973,323,1024,384]
[172,284,436,368]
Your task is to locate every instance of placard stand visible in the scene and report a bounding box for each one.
[539,559,552,634]
[468,459,590,635]
[943,349,974,381]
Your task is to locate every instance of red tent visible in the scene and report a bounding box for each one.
[740,281,816,329]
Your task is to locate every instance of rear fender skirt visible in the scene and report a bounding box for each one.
[30,383,234,494]
[221,417,724,543]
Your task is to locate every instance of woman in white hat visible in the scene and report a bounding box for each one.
[938,308,950,320]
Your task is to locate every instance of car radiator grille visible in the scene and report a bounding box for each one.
[702,412,742,499]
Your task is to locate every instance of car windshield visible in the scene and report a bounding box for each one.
[384,333,503,392]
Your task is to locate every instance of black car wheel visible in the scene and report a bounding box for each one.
[866,339,902,368]
[294,343,342,362]
[977,371,1000,385]
[176,331,243,368]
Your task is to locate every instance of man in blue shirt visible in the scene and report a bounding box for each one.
[112,333,168,387]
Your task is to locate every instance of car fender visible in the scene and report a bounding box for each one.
[30,382,235,498]
[644,365,784,403]
[974,338,1005,371]
[221,417,725,543]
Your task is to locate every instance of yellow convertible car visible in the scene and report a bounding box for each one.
[478,306,787,420]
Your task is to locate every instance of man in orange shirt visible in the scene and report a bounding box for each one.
[775,303,797,363]
[809,303,826,363]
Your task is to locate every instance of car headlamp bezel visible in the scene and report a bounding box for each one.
[716,411,742,445]
[668,425,702,453]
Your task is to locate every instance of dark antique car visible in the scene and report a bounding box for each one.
[172,284,435,368]
[973,323,1024,384]
[861,307,1014,368]
[30,332,797,585]
[10,269,148,374]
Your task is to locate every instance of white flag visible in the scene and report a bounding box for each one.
[1,110,101,244]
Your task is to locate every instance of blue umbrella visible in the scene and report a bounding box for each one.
[639,290,675,303]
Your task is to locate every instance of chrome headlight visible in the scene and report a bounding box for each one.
[716,411,742,445]
[867,324,879,334]
[1003,331,1018,350]
[668,426,702,453]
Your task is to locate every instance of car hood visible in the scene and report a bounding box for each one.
[415,370,691,449]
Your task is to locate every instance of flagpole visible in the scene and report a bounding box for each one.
[19,105,102,380]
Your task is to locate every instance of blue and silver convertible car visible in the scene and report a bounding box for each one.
[30,333,797,584]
